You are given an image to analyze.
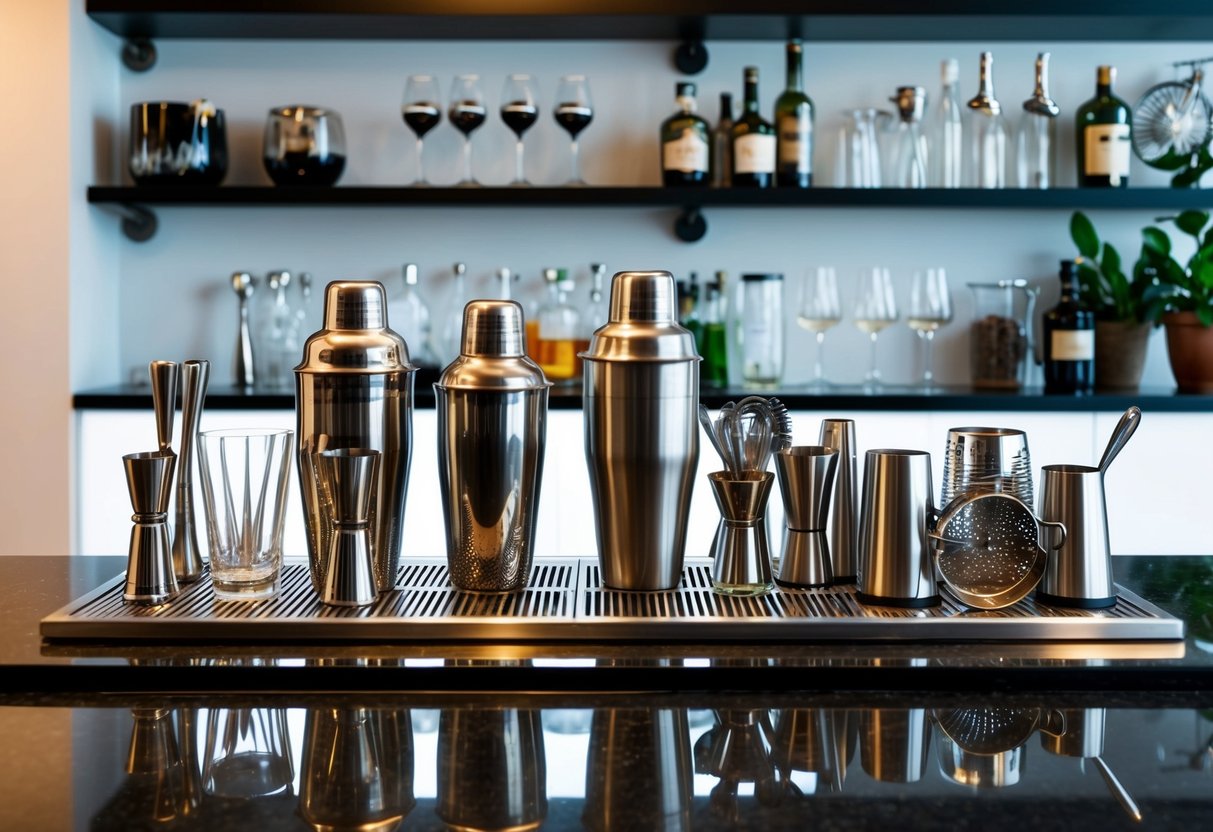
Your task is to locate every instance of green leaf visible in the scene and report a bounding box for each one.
[1100,242,1123,281]
[1070,212,1100,258]
[1142,226,1172,257]
[1194,252,1213,290]
[1172,166,1206,187]
[1198,305,1213,327]
[1176,210,1210,238]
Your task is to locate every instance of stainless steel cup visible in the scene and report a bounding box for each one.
[708,472,775,595]
[774,446,838,588]
[941,426,1033,506]
[436,300,550,592]
[819,418,858,582]
[857,449,940,607]
[123,450,179,605]
[313,448,380,607]
[584,709,692,832]
[583,271,700,590]
[1036,464,1115,608]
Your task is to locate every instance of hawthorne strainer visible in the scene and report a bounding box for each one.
[931,492,1066,610]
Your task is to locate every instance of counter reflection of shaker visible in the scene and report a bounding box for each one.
[582,271,700,591]
[295,281,417,597]
[436,300,550,592]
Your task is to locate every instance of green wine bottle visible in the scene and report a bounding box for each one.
[1076,65,1132,188]
[660,82,711,187]
[732,66,775,188]
[774,40,814,188]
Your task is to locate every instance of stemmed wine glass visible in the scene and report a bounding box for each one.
[501,74,539,187]
[796,266,842,389]
[449,75,487,187]
[853,267,898,390]
[554,75,593,186]
[402,75,441,187]
[908,267,952,389]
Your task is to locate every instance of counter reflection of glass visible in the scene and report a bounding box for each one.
[402,74,441,186]
[584,709,692,832]
[853,267,898,389]
[796,266,841,389]
[555,74,594,185]
[449,75,486,187]
[202,706,294,799]
[907,267,952,388]
[501,73,539,186]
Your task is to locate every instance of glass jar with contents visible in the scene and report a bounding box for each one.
[968,280,1039,390]
[739,273,784,387]
[536,268,582,384]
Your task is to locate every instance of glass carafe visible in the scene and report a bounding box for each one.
[967,280,1039,391]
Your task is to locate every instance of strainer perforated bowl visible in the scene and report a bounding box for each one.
[931,492,1065,610]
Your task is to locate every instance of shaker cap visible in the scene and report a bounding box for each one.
[295,280,416,375]
[581,270,700,363]
[436,299,550,391]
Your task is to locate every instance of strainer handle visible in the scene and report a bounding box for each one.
[1040,519,1067,550]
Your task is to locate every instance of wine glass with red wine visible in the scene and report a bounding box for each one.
[554,75,593,186]
[402,74,441,186]
[449,75,487,187]
[501,74,539,187]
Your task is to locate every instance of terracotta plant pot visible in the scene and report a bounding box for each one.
[1162,311,1213,393]
[1094,319,1151,391]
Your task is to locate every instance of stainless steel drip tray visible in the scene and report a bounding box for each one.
[41,558,1184,643]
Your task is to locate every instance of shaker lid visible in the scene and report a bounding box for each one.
[581,270,700,363]
[295,281,416,375]
[436,299,550,391]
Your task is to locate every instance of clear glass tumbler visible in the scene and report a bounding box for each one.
[739,273,785,387]
[199,428,294,600]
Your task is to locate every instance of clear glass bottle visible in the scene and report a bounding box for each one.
[683,271,703,344]
[661,82,711,186]
[1016,52,1060,189]
[732,67,776,188]
[774,39,814,188]
[537,268,581,384]
[713,93,734,187]
[257,270,294,390]
[700,281,729,387]
[928,58,964,188]
[739,273,784,387]
[577,263,608,369]
[890,86,928,188]
[388,263,435,367]
[966,51,1007,189]
[438,262,466,365]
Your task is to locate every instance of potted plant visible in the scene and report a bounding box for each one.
[1070,212,1153,390]
[1138,210,1213,393]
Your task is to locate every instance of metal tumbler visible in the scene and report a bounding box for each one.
[582,271,700,591]
[435,300,550,592]
[819,418,858,582]
[857,449,940,607]
[296,281,417,596]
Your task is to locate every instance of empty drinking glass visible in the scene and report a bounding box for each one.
[835,109,882,188]
[853,267,898,389]
[501,74,539,186]
[402,75,441,186]
[554,75,593,185]
[907,268,953,388]
[796,266,841,388]
[449,75,486,186]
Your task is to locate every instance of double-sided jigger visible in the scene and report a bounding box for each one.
[708,471,775,595]
[774,446,839,588]
[314,448,381,607]
[123,450,178,605]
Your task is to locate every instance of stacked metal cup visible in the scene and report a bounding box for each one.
[435,300,550,592]
[774,446,839,588]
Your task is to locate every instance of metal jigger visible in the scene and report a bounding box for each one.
[172,359,209,583]
[708,472,775,596]
[315,449,381,607]
[123,450,179,605]
[775,446,839,588]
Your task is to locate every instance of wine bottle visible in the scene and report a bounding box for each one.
[1043,260,1094,394]
[732,67,775,188]
[1076,65,1132,188]
[774,39,814,188]
[713,92,734,187]
[660,82,711,186]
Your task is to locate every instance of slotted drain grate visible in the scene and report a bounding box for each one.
[41,558,1182,643]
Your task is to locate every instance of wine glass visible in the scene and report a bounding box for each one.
[501,74,539,187]
[449,75,487,187]
[402,75,441,186]
[908,267,952,389]
[796,266,841,388]
[554,75,593,185]
[853,267,898,389]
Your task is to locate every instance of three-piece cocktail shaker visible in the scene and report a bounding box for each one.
[582,271,700,590]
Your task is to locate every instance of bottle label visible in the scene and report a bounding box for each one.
[1051,329,1095,361]
[777,114,811,172]
[1083,124,1131,182]
[662,128,710,173]
[734,133,776,174]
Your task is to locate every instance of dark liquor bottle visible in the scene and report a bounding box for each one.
[1043,260,1095,394]
[713,92,734,187]
[1076,65,1132,187]
[731,67,775,188]
[660,82,711,186]
[775,39,814,188]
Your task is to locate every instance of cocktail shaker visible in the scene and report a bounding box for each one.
[582,270,700,590]
[436,300,550,592]
[296,281,417,595]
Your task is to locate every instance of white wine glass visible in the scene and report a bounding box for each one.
[908,267,952,389]
[554,75,593,185]
[853,266,898,389]
[501,74,539,186]
[796,266,842,388]
[402,75,441,186]
[449,75,486,186]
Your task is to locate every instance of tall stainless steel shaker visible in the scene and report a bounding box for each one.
[296,281,417,595]
[435,300,550,592]
[582,270,700,591]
